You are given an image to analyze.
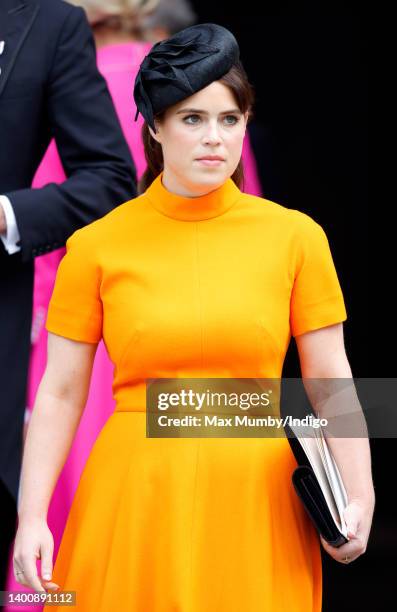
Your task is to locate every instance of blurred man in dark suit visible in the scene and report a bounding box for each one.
[0,0,137,589]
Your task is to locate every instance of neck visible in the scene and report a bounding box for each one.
[145,172,241,222]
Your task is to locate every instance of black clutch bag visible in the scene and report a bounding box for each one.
[286,422,349,548]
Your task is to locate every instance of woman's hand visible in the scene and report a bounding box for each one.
[320,496,375,564]
[13,518,60,593]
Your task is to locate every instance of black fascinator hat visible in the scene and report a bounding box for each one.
[133,23,240,133]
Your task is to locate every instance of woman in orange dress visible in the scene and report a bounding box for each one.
[12,23,375,612]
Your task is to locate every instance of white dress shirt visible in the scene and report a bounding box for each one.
[0,195,21,254]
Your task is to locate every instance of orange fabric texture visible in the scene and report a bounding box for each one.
[44,173,347,611]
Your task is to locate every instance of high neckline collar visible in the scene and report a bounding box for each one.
[145,172,242,221]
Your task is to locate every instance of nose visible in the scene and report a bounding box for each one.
[201,119,222,145]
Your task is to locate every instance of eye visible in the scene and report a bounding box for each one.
[183,114,201,124]
[223,115,240,125]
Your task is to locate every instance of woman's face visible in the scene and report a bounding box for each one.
[149,81,249,196]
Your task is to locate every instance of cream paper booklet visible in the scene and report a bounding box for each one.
[288,421,349,542]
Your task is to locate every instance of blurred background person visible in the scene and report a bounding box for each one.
[2,2,156,608]
[0,0,136,600]
[5,0,261,607]
[140,0,198,41]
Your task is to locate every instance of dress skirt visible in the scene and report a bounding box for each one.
[44,409,322,612]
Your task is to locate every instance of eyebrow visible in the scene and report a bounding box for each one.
[176,108,242,115]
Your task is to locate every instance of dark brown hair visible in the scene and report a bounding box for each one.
[138,60,255,194]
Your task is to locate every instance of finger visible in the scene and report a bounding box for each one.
[343,502,363,538]
[320,535,361,562]
[320,536,341,557]
[13,562,27,584]
[14,570,28,586]
[319,536,349,557]
[40,545,54,582]
[42,580,60,591]
[23,557,46,593]
[345,517,359,538]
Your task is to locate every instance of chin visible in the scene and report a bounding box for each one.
[193,167,228,184]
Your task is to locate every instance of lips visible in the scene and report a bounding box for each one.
[196,158,225,166]
[196,156,225,161]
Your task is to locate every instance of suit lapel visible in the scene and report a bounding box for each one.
[0,0,39,98]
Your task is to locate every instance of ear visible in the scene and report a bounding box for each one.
[148,122,161,143]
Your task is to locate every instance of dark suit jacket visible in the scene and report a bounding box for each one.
[0,0,137,504]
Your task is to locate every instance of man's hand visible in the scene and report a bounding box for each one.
[0,204,6,234]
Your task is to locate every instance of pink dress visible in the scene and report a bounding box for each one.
[5,42,262,609]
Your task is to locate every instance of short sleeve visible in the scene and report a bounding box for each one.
[45,229,102,343]
[290,215,347,337]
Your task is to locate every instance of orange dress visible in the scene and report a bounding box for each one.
[44,173,347,612]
